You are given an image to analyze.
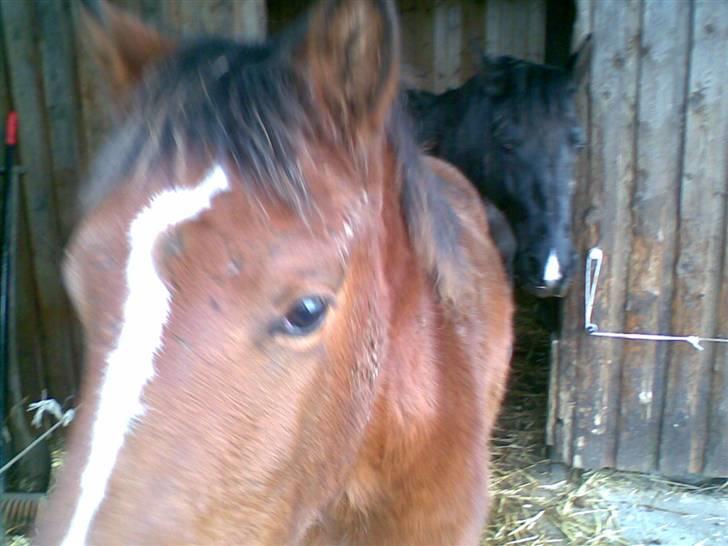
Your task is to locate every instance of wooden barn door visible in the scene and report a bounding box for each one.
[549,0,728,478]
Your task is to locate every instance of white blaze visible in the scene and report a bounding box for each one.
[543,249,562,285]
[61,165,230,546]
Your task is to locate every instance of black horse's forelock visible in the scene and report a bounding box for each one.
[486,56,576,120]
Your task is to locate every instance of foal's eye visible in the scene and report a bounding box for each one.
[280,296,330,336]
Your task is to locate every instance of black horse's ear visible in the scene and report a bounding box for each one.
[478,55,507,96]
[566,34,593,85]
[79,0,176,103]
[293,0,400,140]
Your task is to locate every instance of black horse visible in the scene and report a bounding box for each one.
[405,37,592,298]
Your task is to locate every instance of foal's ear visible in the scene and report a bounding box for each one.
[79,0,176,102]
[294,0,400,138]
[566,34,593,85]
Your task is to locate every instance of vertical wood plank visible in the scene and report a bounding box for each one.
[232,0,267,41]
[615,0,690,472]
[460,0,485,82]
[1,0,77,400]
[526,0,546,63]
[570,0,640,470]
[72,0,113,167]
[509,0,531,59]
[12,188,47,405]
[399,0,435,90]
[432,0,462,93]
[37,0,83,244]
[547,0,592,466]
[164,0,234,36]
[705,190,728,476]
[0,2,9,116]
[484,0,545,61]
[8,175,52,492]
[483,0,503,56]
[660,0,728,476]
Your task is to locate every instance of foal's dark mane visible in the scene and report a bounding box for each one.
[84,30,467,298]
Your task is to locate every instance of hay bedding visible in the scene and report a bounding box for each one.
[481,299,627,545]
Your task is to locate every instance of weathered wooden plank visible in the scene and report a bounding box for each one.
[7,173,52,492]
[164,0,234,36]
[704,198,728,476]
[0,3,9,116]
[615,0,690,473]
[547,0,592,466]
[525,0,545,63]
[1,0,77,400]
[569,0,640,471]
[399,0,435,90]
[459,0,485,82]
[37,0,83,245]
[484,0,505,56]
[71,0,113,167]
[500,0,521,57]
[485,0,538,60]
[12,187,47,406]
[232,0,267,41]
[432,1,462,93]
[660,0,728,476]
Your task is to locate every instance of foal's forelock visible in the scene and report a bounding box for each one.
[61,165,231,546]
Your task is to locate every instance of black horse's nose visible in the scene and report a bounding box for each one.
[517,249,569,298]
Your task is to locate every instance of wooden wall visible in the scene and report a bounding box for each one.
[550,0,728,478]
[398,0,546,92]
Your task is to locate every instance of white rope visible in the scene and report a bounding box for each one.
[584,246,728,352]
[0,397,76,477]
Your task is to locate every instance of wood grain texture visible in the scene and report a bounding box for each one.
[1,0,77,400]
[0,4,8,116]
[616,0,689,473]
[37,0,82,245]
[484,0,545,62]
[554,0,728,478]
[548,0,593,466]
[660,0,728,476]
[459,1,485,82]
[570,0,640,471]
[233,0,268,41]
[432,1,462,93]
[705,184,728,476]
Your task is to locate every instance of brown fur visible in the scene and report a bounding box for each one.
[35,1,513,544]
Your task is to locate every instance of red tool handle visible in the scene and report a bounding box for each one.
[5,112,17,146]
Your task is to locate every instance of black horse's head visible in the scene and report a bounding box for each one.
[442,37,592,298]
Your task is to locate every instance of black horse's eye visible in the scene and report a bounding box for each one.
[499,139,520,154]
[280,296,329,336]
[570,127,586,149]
